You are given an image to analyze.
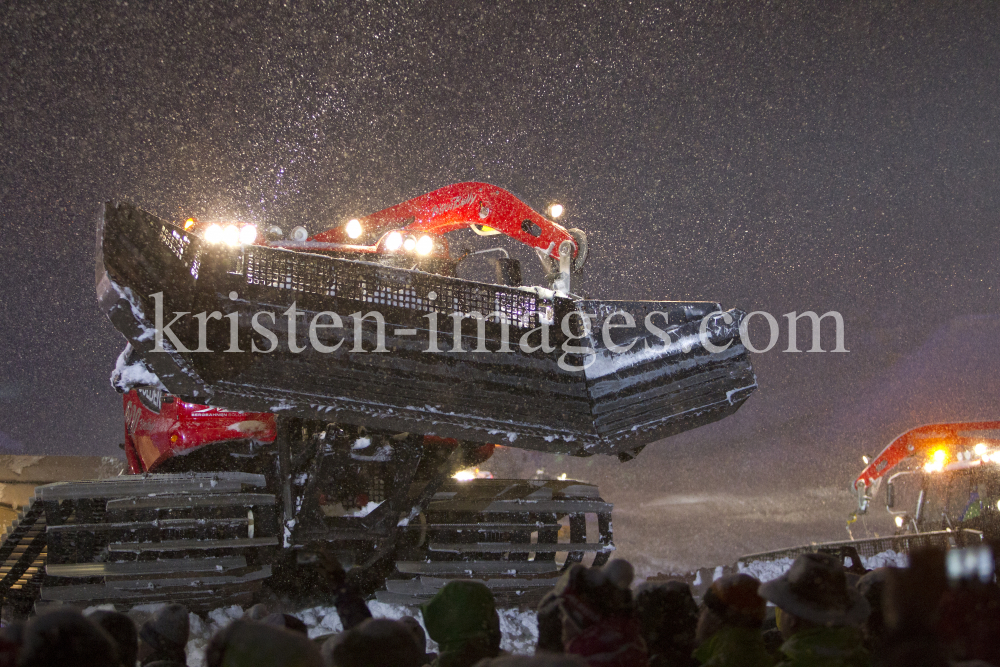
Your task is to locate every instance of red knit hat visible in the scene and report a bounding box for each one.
[702,573,766,627]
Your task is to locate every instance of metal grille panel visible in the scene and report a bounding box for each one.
[158,225,192,263]
[241,246,541,329]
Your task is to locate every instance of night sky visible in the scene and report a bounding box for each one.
[3,2,1000,568]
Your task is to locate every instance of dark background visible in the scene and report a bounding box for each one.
[3,1,999,571]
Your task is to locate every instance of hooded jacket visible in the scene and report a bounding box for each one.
[423,581,502,667]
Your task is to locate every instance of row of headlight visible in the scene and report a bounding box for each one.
[384,231,435,255]
[344,217,435,255]
[204,223,257,246]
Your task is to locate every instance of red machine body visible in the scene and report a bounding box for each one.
[853,421,1000,541]
[123,388,495,474]
[122,388,277,473]
[854,421,1000,495]
[124,183,575,473]
[309,181,583,264]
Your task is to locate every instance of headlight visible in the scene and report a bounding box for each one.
[549,203,564,219]
[415,235,434,256]
[239,224,257,245]
[223,224,240,247]
[346,218,363,240]
[895,515,904,528]
[205,224,223,244]
[403,236,416,252]
[385,231,403,251]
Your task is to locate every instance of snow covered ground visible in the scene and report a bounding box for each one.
[107,599,540,667]
[738,549,909,583]
[101,548,911,666]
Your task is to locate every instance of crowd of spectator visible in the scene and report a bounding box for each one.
[0,546,997,667]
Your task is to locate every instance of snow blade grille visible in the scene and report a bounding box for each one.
[242,246,540,328]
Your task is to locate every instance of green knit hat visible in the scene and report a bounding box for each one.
[421,581,498,646]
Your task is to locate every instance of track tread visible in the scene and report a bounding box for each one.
[379,478,613,606]
[0,474,278,614]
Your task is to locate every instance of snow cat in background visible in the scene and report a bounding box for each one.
[738,422,997,572]
[0,182,757,616]
[852,421,1000,542]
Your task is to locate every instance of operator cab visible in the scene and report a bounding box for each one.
[886,459,1000,540]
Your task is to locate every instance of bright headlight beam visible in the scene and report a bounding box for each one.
[385,231,403,251]
[549,203,564,219]
[239,225,257,245]
[415,235,434,255]
[403,236,416,252]
[205,224,223,244]
[346,218,363,239]
[223,224,240,247]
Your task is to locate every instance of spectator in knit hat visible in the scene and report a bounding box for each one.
[18,608,119,667]
[89,609,139,667]
[139,603,190,666]
[635,580,699,667]
[322,617,424,667]
[206,619,322,667]
[692,573,772,667]
[552,559,647,667]
[758,552,870,667]
[422,580,503,667]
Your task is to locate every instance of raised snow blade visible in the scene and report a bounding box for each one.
[97,202,756,457]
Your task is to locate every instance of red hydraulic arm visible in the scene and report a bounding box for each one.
[311,182,585,266]
[854,421,1000,494]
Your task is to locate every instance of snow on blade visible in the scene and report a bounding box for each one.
[110,345,166,392]
[348,500,383,517]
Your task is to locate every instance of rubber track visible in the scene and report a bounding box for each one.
[0,474,278,614]
[377,478,613,606]
[0,499,47,615]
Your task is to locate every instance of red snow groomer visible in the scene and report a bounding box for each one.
[738,422,999,570]
[0,183,756,615]
[854,421,1000,541]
